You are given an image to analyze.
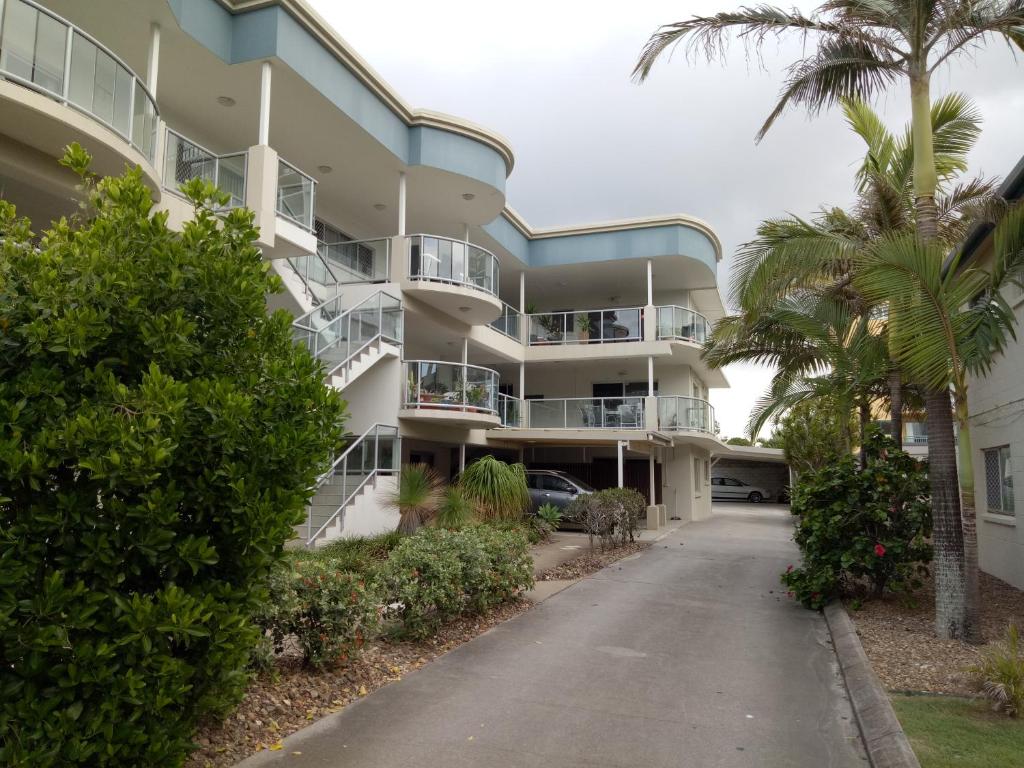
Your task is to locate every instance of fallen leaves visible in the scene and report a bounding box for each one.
[537,542,649,582]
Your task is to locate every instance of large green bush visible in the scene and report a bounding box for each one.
[254,558,380,668]
[0,147,344,766]
[377,526,533,638]
[781,429,932,609]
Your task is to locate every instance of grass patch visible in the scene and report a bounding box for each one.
[286,531,405,573]
[891,694,1024,768]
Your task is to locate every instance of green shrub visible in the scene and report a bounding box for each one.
[376,526,533,638]
[254,558,381,668]
[312,531,405,574]
[457,456,530,521]
[566,487,646,549]
[0,148,344,766]
[969,624,1024,718]
[781,429,932,609]
[532,502,562,540]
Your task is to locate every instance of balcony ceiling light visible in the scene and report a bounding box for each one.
[461,193,475,201]
[373,203,387,211]
[216,96,236,107]
[317,165,333,174]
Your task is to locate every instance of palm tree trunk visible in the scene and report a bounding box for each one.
[889,369,903,447]
[926,388,968,639]
[859,400,870,470]
[910,71,970,639]
[955,398,983,643]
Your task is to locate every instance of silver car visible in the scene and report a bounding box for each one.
[710,476,771,503]
[526,470,594,525]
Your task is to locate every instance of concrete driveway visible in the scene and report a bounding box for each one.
[239,505,865,768]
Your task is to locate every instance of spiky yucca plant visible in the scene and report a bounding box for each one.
[390,464,443,534]
[457,456,530,521]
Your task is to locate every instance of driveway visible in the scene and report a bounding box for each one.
[239,505,865,768]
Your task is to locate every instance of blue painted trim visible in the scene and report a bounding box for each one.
[482,218,718,273]
[165,0,507,194]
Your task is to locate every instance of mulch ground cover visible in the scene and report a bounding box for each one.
[847,571,1024,695]
[536,541,650,581]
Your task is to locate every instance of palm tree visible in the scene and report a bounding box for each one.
[855,205,1024,640]
[635,0,1024,640]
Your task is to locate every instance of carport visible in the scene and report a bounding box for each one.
[711,445,789,502]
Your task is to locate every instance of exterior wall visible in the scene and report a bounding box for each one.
[967,288,1024,589]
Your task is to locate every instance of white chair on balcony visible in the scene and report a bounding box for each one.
[618,404,640,429]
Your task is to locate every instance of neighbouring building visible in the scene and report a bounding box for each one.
[0,0,781,547]
[961,155,1024,590]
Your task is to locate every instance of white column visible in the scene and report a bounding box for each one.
[617,441,624,488]
[648,356,655,397]
[646,259,653,306]
[146,24,161,96]
[461,337,468,365]
[649,453,656,506]
[464,223,470,243]
[397,172,407,236]
[518,362,525,398]
[258,61,272,145]
[519,271,526,313]
[459,444,466,474]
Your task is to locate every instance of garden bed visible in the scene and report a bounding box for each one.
[847,571,1024,694]
[185,599,531,768]
[537,541,650,581]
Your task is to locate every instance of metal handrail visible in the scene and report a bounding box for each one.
[407,233,500,297]
[307,422,399,546]
[404,359,500,415]
[293,290,403,381]
[162,128,247,207]
[527,306,644,345]
[497,392,522,427]
[0,0,159,161]
[286,252,339,305]
[655,305,712,343]
[656,396,715,434]
[319,236,391,284]
[277,157,317,231]
[526,396,647,429]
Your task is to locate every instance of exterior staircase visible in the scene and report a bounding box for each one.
[299,423,401,548]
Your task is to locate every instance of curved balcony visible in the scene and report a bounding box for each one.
[657,396,715,434]
[400,360,502,428]
[0,0,158,167]
[403,235,502,325]
[656,306,711,345]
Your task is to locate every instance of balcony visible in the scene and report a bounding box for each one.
[489,301,522,341]
[0,0,158,163]
[403,235,502,325]
[528,307,643,346]
[525,396,647,430]
[657,396,715,434]
[163,130,246,207]
[656,306,711,345]
[400,360,502,428]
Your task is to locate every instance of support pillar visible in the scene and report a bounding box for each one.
[519,271,526,313]
[461,337,468,365]
[646,259,653,306]
[146,24,161,96]
[397,172,407,236]
[459,444,466,474]
[648,453,656,506]
[258,61,272,145]
[617,441,624,489]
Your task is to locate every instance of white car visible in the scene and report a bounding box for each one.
[711,476,771,503]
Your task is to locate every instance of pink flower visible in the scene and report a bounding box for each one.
[786,564,794,573]
[874,543,886,557]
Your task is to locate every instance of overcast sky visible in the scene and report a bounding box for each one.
[312,0,1023,439]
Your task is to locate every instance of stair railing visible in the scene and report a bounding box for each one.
[293,290,403,381]
[306,423,400,546]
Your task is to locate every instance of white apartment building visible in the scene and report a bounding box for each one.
[0,0,747,547]
[963,155,1024,590]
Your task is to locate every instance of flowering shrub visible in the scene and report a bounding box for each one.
[254,559,381,668]
[781,428,932,609]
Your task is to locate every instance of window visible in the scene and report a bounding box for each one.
[723,478,742,487]
[711,477,722,486]
[526,473,541,489]
[984,446,1015,516]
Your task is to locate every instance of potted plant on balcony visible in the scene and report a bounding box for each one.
[576,313,593,343]
[466,384,489,413]
[538,313,564,344]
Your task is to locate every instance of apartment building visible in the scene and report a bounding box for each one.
[0,0,735,547]
[962,155,1024,590]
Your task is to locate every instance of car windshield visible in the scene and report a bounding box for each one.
[568,476,595,492]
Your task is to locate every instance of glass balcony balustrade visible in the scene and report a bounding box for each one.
[656,306,711,344]
[408,235,499,297]
[404,361,499,415]
[163,130,246,207]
